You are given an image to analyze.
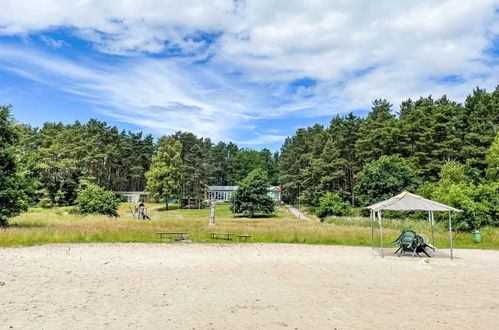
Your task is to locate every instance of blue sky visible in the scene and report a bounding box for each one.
[0,1,498,151]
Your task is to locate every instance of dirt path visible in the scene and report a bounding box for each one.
[285,205,312,221]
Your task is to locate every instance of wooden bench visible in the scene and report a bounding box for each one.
[156,232,188,240]
[236,235,252,242]
[210,232,235,240]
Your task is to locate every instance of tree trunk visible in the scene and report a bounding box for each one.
[165,202,169,210]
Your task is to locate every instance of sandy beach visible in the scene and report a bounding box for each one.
[1,243,498,329]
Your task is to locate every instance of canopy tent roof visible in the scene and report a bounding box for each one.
[366,191,462,212]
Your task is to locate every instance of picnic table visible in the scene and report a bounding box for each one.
[236,235,252,242]
[156,232,188,240]
[210,232,235,240]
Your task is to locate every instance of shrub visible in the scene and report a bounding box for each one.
[315,192,351,221]
[0,105,28,226]
[230,168,275,217]
[73,183,119,217]
[355,155,421,206]
[429,161,499,231]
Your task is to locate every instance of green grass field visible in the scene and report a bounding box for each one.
[1,203,498,249]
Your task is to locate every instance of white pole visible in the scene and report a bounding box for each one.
[378,211,384,258]
[371,210,374,249]
[449,211,453,260]
[430,211,435,247]
[298,183,301,219]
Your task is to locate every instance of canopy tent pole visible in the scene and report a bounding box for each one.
[449,211,453,260]
[366,191,461,260]
[371,210,374,249]
[430,211,435,247]
[378,211,383,258]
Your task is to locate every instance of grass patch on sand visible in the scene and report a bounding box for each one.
[1,203,498,249]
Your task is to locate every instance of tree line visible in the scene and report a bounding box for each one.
[280,88,498,205]
[3,110,279,209]
[279,87,498,229]
[1,86,497,229]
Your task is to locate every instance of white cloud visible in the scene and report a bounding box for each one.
[0,0,497,144]
[39,35,68,48]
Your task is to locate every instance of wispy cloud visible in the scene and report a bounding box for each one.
[39,35,68,49]
[0,0,497,147]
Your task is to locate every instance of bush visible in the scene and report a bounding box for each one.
[428,161,499,231]
[355,155,421,206]
[315,192,351,221]
[0,105,28,226]
[230,168,275,217]
[117,195,128,203]
[73,183,119,217]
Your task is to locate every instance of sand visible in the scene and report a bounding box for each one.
[1,243,498,330]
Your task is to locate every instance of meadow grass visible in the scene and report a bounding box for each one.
[1,203,498,249]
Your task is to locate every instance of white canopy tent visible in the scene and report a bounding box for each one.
[366,191,462,259]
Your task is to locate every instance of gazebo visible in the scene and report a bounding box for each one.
[366,191,462,259]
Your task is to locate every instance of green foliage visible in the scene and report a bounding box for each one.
[73,182,119,217]
[279,124,325,204]
[207,141,239,185]
[227,148,278,185]
[396,96,462,180]
[279,87,498,206]
[230,168,275,217]
[18,119,154,206]
[430,161,498,230]
[3,86,499,221]
[37,188,54,208]
[3,204,499,249]
[315,192,351,220]
[355,99,397,166]
[0,105,29,225]
[485,132,499,181]
[460,87,499,172]
[145,136,182,207]
[355,155,421,206]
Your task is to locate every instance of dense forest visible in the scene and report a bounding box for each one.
[2,86,498,229]
[8,114,279,208]
[280,87,498,206]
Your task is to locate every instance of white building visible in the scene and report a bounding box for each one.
[204,185,282,202]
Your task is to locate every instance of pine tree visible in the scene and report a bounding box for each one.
[278,125,324,204]
[485,132,499,181]
[325,113,362,204]
[355,99,397,166]
[459,87,499,173]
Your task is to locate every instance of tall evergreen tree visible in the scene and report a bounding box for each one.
[355,99,397,166]
[172,131,210,198]
[459,87,499,173]
[485,132,499,182]
[325,113,362,204]
[278,125,324,204]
